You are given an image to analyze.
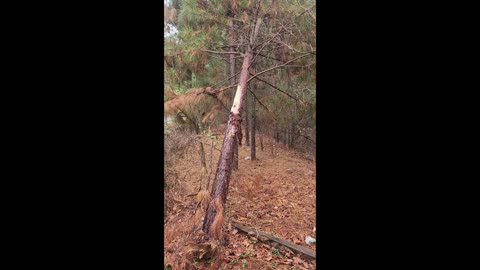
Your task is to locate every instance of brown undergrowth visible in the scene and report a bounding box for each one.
[164,126,316,269]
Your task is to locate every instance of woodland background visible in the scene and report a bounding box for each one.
[164,0,316,269]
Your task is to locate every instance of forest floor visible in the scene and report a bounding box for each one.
[164,128,316,270]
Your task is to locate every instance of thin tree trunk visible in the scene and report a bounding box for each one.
[195,124,207,174]
[260,128,264,152]
[271,140,274,157]
[229,18,239,170]
[229,21,236,102]
[289,123,295,148]
[250,94,256,160]
[206,137,214,190]
[199,141,207,170]
[245,91,250,147]
[193,124,207,190]
[178,110,207,172]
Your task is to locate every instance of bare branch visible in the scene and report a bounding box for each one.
[272,40,316,55]
[196,88,231,112]
[249,32,280,69]
[214,43,249,50]
[247,86,270,113]
[202,49,242,55]
[255,53,285,63]
[193,138,222,153]
[247,53,312,84]
[249,0,262,45]
[249,72,298,102]
[250,11,263,46]
[210,71,241,89]
[271,128,316,145]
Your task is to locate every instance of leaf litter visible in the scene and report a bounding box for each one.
[164,129,316,269]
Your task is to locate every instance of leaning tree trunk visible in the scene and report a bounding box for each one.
[202,14,264,240]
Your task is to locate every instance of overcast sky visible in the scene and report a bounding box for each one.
[165,24,178,37]
[164,0,178,37]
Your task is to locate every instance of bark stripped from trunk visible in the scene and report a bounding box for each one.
[202,12,262,240]
[202,47,253,239]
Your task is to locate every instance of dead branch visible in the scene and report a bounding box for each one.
[271,40,316,55]
[232,221,316,260]
[256,52,286,63]
[247,87,270,113]
[271,128,316,145]
[247,53,312,84]
[202,49,242,55]
[197,89,230,112]
[248,72,298,102]
[210,71,241,89]
[193,138,222,153]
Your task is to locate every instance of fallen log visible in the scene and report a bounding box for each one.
[231,221,316,260]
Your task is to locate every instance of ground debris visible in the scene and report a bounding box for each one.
[165,132,316,269]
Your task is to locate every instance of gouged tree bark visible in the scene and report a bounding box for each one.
[202,11,262,240]
[202,49,256,240]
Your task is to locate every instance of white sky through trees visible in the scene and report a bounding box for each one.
[164,0,178,37]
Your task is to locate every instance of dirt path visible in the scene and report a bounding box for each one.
[164,132,316,270]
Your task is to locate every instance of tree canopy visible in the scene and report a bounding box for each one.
[164,0,316,150]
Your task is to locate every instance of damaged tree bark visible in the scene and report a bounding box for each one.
[202,47,252,239]
[202,15,263,240]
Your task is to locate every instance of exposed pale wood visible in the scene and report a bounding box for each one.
[232,221,316,260]
[202,46,253,238]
